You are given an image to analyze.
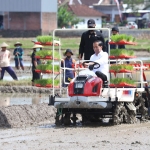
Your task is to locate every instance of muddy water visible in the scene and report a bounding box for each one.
[0,93,50,107]
[1,57,150,81]
[3,61,60,81]
[2,73,52,81]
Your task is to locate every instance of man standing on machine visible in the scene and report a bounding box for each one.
[79,19,106,60]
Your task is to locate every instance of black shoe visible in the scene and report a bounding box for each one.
[103,81,108,88]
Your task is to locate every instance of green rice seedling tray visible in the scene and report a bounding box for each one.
[109,55,136,59]
[34,42,59,46]
[109,83,136,88]
[109,41,137,45]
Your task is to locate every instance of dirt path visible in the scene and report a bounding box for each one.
[0,122,150,150]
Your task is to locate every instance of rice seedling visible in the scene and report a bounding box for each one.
[110,64,133,72]
[36,64,60,72]
[34,79,60,86]
[110,49,134,56]
[111,34,136,42]
[110,78,135,85]
[36,35,59,43]
[35,50,60,59]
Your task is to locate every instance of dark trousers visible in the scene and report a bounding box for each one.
[32,69,40,82]
[15,58,24,67]
[1,66,18,80]
[95,71,107,83]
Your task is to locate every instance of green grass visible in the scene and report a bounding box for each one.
[34,79,60,86]
[110,49,134,56]
[111,34,135,42]
[0,79,31,86]
[126,38,150,51]
[0,38,34,49]
[36,64,60,72]
[0,37,80,50]
[61,38,80,50]
[110,78,135,85]
[110,64,133,72]
[0,36,150,51]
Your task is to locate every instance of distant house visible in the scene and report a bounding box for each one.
[61,0,123,23]
[0,0,57,37]
[93,0,124,22]
[122,2,150,22]
[59,0,100,6]
[68,0,100,6]
[68,4,107,28]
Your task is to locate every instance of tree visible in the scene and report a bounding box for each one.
[58,5,81,28]
[123,0,150,10]
[58,0,70,8]
[123,0,144,11]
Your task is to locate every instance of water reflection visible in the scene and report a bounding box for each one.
[0,97,10,107]
[0,93,49,106]
[2,73,52,81]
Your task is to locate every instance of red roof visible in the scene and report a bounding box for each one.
[68,4,107,17]
[81,0,100,6]
[59,0,110,6]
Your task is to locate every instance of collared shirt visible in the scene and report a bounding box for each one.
[90,50,109,78]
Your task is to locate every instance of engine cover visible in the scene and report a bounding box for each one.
[68,75,103,96]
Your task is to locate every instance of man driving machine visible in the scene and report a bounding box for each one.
[89,40,109,83]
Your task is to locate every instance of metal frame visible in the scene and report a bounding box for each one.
[52,28,111,97]
[52,28,146,100]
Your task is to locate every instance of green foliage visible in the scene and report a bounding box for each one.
[36,36,53,43]
[110,64,133,72]
[0,79,31,86]
[34,79,60,86]
[123,0,144,10]
[36,64,60,72]
[119,20,128,26]
[58,5,81,28]
[110,78,135,85]
[46,60,52,64]
[111,34,136,42]
[36,50,60,59]
[36,36,59,43]
[110,49,134,56]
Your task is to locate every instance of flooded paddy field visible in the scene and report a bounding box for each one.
[0,53,150,149]
[0,117,150,150]
[0,93,50,107]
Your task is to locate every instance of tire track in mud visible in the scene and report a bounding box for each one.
[0,103,56,128]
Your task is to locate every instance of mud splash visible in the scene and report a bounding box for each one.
[0,103,56,128]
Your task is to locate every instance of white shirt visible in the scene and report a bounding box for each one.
[0,50,10,67]
[90,50,109,78]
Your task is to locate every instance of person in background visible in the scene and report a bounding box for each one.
[31,44,43,86]
[79,19,106,60]
[106,26,125,54]
[106,26,132,79]
[13,42,24,70]
[61,49,75,87]
[0,42,18,80]
[89,40,108,84]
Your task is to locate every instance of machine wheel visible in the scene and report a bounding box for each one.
[71,113,78,125]
[55,115,62,126]
[55,108,64,126]
[113,102,128,125]
[63,113,71,126]
[126,109,137,124]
